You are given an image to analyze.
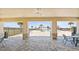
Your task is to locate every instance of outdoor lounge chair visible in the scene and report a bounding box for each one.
[0,36,5,47]
[63,34,73,45]
[0,32,7,48]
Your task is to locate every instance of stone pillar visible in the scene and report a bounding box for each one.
[22,20,29,50]
[77,21,79,34]
[22,21,28,40]
[0,22,4,38]
[52,20,57,40]
[51,20,57,50]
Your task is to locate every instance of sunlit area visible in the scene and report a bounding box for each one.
[28,21,52,50]
[3,22,22,37]
[0,22,27,51]
[28,21,51,36]
[57,21,77,36]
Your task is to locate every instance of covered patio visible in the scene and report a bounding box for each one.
[0,8,79,51]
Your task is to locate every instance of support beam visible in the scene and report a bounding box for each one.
[0,18,23,22]
[0,17,79,22]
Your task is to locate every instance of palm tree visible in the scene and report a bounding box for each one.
[31,26,33,30]
[68,22,74,30]
[39,24,44,31]
[47,26,50,31]
[17,22,23,32]
[68,22,74,27]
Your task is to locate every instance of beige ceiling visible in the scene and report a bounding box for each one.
[0,8,79,18]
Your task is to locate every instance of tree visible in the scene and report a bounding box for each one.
[68,22,74,28]
[71,26,77,35]
[47,26,50,31]
[17,22,23,32]
[31,26,33,29]
[68,22,74,29]
[39,24,44,31]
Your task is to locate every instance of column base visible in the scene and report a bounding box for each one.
[51,39,57,50]
[23,33,29,50]
[52,33,57,40]
[23,33,28,40]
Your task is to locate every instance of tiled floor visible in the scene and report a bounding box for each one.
[29,36,52,51]
[0,35,29,51]
[0,34,79,51]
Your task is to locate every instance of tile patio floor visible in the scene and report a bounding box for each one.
[0,34,79,51]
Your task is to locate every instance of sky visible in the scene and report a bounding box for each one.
[28,21,52,28]
[4,22,20,28]
[3,21,52,28]
[3,21,77,28]
[57,21,76,28]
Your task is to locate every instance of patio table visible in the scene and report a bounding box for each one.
[72,35,79,47]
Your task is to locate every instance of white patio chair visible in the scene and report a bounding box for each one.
[63,34,73,45]
[0,33,5,48]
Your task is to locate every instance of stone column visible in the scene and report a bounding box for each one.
[52,20,57,40]
[77,21,79,34]
[22,20,29,50]
[22,20,28,40]
[51,20,57,50]
[0,22,4,38]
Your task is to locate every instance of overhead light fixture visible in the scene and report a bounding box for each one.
[35,8,41,16]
